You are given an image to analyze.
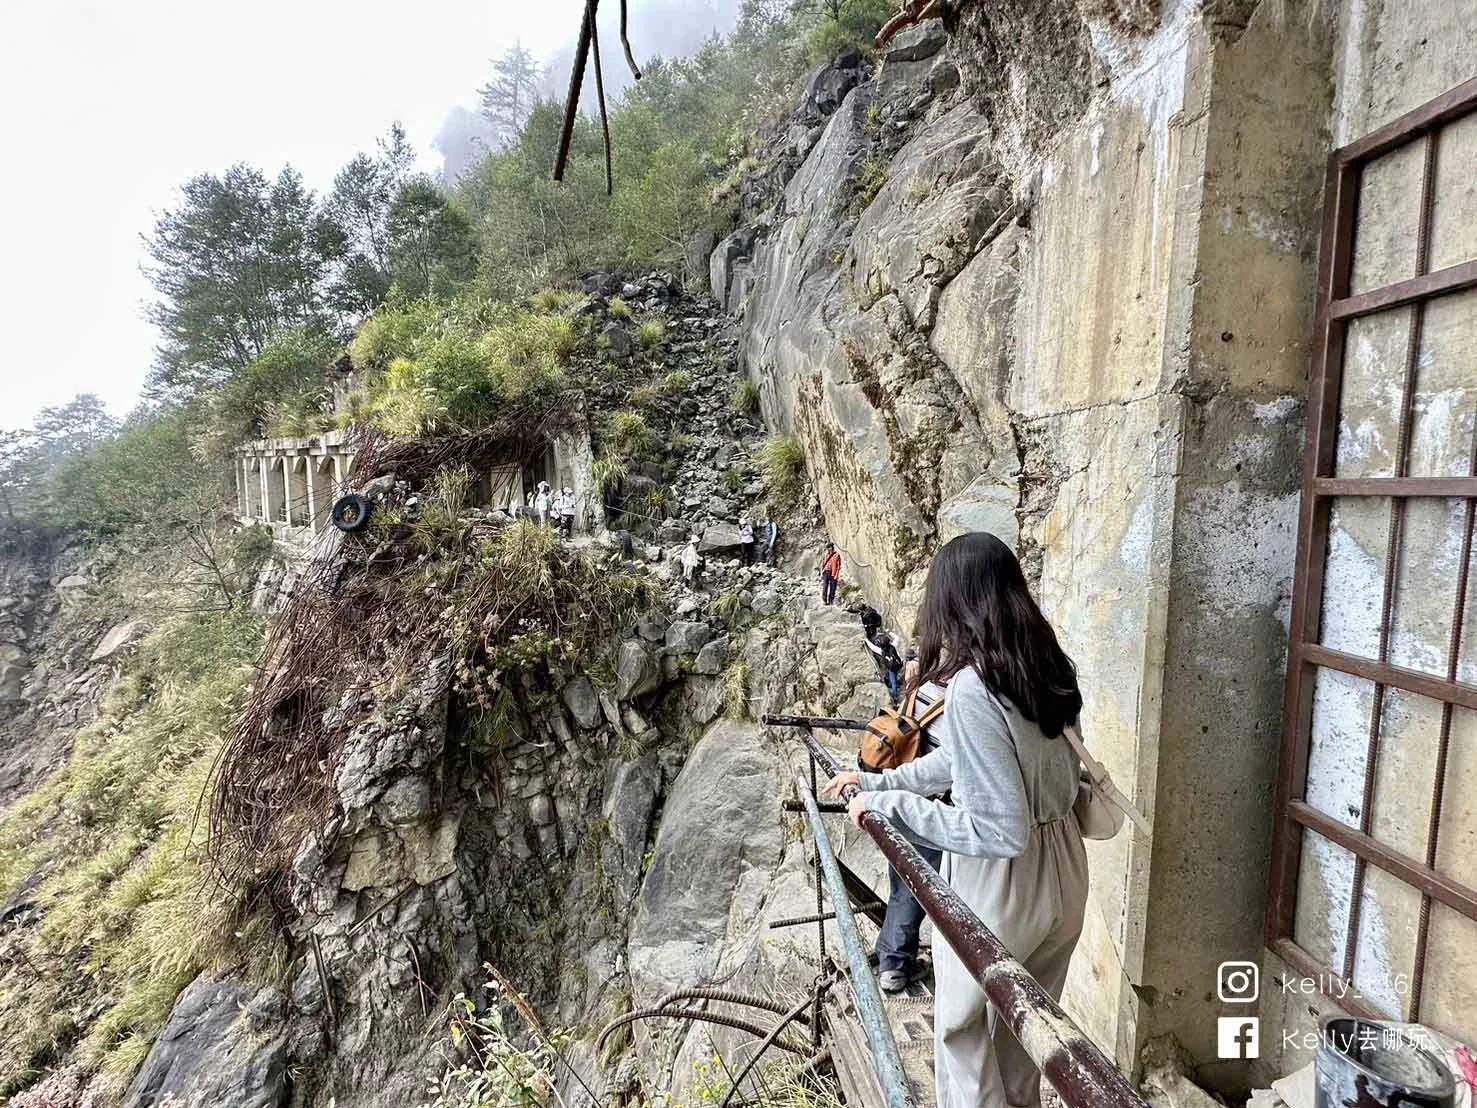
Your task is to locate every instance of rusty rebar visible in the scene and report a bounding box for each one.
[594,1006,809,1056]
[654,986,812,1022]
[718,984,832,1108]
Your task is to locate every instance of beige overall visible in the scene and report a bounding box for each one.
[934,817,1088,1108]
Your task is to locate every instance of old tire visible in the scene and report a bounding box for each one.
[331,494,372,533]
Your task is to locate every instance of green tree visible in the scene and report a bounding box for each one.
[145,164,346,400]
[326,123,416,316]
[387,179,479,297]
[479,44,543,148]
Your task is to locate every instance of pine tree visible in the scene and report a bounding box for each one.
[478,45,542,148]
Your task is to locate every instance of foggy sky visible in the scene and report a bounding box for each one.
[0,0,739,431]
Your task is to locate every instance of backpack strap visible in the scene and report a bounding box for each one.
[914,692,946,729]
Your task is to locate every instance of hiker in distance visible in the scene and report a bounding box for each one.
[819,541,841,604]
[823,531,1088,1108]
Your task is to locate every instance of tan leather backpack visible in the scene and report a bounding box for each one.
[859,690,946,772]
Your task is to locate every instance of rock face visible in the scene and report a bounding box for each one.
[725,27,1020,620]
[122,975,289,1108]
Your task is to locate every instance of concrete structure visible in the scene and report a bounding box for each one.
[234,430,358,541]
[722,0,1477,1093]
[234,423,600,542]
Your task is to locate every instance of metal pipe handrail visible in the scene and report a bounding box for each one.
[768,717,1151,1108]
[791,770,915,1108]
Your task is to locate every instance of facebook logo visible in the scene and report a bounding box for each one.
[1217,1017,1260,1060]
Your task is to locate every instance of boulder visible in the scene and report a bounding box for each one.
[601,322,634,358]
[122,974,289,1108]
[615,640,660,700]
[684,229,719,286]
[562,675,604,729]
[627,722,783,1006]
[602,756,662,898]
[710,227,756,313]
[698,522,743,554]
[750,590,782,616]
[693,637,728,676]
[885,22,947,63]
[665,620,711,655]
[0,643,28,702]
[89,619,150,664]
[801,51,864,119]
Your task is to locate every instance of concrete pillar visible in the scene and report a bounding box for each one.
[305,457,317,531]
[258,457,270,522]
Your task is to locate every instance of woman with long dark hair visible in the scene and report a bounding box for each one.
[823,532,1088,1108]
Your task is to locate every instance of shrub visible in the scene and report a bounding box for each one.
[607,296,630,318]
[592,453,628,493]
[628,384,659,409]
[529,286,579,312]
[856,155,889,209]
[722,658,752,720]
[661,370,693,394]
[354,297,572,434]
[638,317,667,348]
[605,410,654,460]
[731,377,761,415]
[759,433,806,509]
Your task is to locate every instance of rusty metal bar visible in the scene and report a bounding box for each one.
[1311,476,1477,497]
[554,0,598,182]
[1267,152,1360,946]
[780,733,1149,1108]
[1335,74,1477,165]
[1343,128,1440,984]
[718,983,833,1108]
[791,770,913,1108]
[770,904,887,930]
[595,1006,810,1056]
[1287,800,1477,920]
[784,798,850,813]
[1327,257,1477,320]
[764,713,870,731]
[1296,642,1477,712]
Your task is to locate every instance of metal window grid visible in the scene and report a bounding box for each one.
[1267,76,1477,1022]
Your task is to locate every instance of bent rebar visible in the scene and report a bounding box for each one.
[654,985,812,1023]
[594,1006,810,1057]
[718,985,832,1108]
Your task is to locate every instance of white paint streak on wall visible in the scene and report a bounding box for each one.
[1319,511,1386,657]
[1253,395,1299,424]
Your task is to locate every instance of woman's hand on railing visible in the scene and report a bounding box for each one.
[847,792,871,830]
[820,771,860,799]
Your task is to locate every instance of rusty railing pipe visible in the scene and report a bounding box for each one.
[774,723,1150,1108]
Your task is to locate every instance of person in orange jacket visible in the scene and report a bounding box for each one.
[820,542,842,604]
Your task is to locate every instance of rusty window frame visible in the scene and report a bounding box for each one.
[1267,75,1477,1022]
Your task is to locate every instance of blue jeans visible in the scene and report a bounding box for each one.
[821,572,837,604]
[884,669,900,702]
[875,846,944,972]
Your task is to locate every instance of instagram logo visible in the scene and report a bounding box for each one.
[1217,961,1260,1004]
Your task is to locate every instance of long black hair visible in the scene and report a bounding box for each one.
[909,532,1082,737]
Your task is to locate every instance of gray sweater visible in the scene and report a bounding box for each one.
[858,666,1080,857]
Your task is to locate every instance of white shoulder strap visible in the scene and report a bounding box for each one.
[1063,724,1153,835]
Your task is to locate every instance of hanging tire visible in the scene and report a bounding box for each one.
[331,494,373,533]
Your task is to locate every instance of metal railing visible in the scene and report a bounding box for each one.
[766,713,1151,1108]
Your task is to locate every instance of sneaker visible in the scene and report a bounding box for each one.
[879,969,908,994]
